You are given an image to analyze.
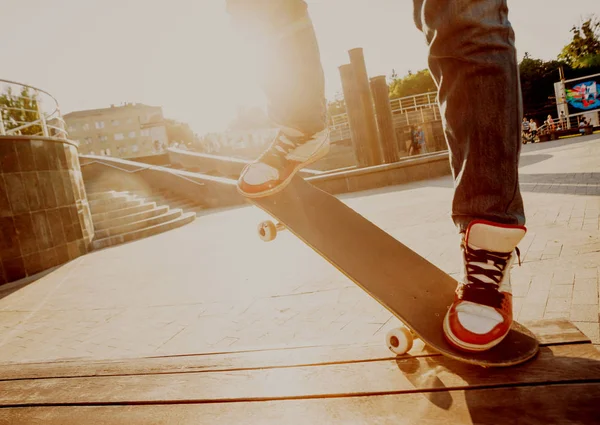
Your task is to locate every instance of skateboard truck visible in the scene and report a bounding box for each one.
[258,220,286,242]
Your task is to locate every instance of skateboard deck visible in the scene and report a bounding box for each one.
[249,176,539,367]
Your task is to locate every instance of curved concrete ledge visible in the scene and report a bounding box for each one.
[80,155,242,209]
[167,148,323,178]
[0,136,93,285]
[80,151,451,214]
[309,151,451,194]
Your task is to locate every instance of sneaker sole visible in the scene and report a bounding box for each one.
[442,312,509,352]
[237,138,330,199]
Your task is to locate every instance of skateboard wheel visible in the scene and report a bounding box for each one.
[258,220,277,242]
[385,327,413,355]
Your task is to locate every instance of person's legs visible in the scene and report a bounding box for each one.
[413,0,524,229]
[227,0,329,197]
[413,0,526,352]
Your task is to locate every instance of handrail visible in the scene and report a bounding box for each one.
[0,78,68,139]
[80,158,207,187]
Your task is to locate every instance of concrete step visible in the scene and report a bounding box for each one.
[87,191,118,202]
[169,200,203,211]
[89,198,142,215]
[188,206,204,214]
[92,212,196,250]
[89,194,133,212]
[94,209,183,240]
[85,184,124,194]
[93,205,170,231]
[92,202,157,223]
[141,195,181,205]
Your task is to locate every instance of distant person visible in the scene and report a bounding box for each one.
[415,125,427,153]
[229,0,527,353]
[408,125,420,156]
[529,119,537,140]
[547,115,555,132]
[522,117,530,134]
[560,111,567,129]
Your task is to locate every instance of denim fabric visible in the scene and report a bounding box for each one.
[226,0,327,136]
[413,0,525,230]
[227,0,525,230]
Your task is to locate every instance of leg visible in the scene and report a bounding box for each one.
[226,0,326,135]
[413,0,524,231]
[227,0,330,197]
[413,0,526,352]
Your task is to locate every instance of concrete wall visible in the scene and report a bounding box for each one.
[81,151,452,214]
[0,136,94,285]
[310,152,451,194]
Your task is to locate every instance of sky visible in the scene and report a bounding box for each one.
[1,0,598,134]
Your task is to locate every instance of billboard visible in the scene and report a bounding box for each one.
[565,78,600,113]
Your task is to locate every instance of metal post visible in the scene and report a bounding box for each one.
[36,94,49,137]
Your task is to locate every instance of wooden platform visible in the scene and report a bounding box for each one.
[1,320,599,424]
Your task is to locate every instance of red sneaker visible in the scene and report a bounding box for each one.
[237,127,329,198]
[443,220,526,352]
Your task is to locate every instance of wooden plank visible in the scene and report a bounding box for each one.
[1,383,599,424]
[1,344,599,406]
[0,319,589,381]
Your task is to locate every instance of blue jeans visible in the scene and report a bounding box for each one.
[227,0,525,230]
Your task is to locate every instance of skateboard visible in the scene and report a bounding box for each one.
[249,176,539,367]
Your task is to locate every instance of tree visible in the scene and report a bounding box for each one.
[0,86,42,136]
[558,16,600,68]
[518,52,600,123]
[165,118,195,145]
[519,55,563,122]
[388,69,436,99]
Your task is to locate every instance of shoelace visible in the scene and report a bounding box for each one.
[261,132,306,168]
[456,243,521,309]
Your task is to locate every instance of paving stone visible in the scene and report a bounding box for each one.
[1,136,600,362]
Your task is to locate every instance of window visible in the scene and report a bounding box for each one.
[68,125,76,132]
[99,135,108,142]
[131,144,139,153]
[126,118,133,124]
[82,123,90,131]
[140,129,150,137]
[128,131,136,138]
[111,120,120,126]
[84,137,93,145]
[114,133,124,140]
[95,121,105,129]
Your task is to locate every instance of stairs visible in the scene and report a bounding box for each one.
[85,188,200,250]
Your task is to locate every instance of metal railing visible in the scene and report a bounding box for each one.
[327,91,440,142]
[0,79,67,139]
[534,113,597,134]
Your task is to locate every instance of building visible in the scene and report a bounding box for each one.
[64,103,168,158]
